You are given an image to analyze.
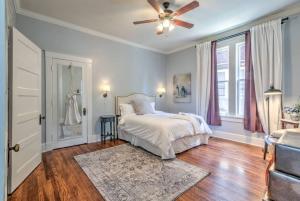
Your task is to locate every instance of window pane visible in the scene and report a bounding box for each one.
[236,42,245,116]
[217,46,229,115]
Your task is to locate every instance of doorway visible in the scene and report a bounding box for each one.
[45,52,92,149]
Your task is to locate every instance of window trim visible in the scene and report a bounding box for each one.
[216,46,230,116]
[216,37,245,118]
[235,42,246,117]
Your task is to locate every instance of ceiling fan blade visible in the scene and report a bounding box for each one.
[133,19,158,25]
[173,1,199,16]
[174,19,194,29]
[147,0,162,13]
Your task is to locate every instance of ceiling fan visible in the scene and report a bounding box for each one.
[133,0,199,35]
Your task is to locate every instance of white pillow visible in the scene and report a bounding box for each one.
[119,103,135,116]
[131,99,155,115]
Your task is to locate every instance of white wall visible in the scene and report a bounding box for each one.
[16,14,167,142]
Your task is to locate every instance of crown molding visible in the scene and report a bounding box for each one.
[14,1,168,55]
[165,43,196,54]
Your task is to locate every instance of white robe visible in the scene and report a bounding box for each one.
[64,94,81,125]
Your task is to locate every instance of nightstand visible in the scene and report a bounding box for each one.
[99,115,117,143]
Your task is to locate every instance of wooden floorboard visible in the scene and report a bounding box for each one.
[8,138,270,201]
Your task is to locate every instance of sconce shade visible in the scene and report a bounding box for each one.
[157,87,166,94]
[264,86,282,96]
[102,85,111,92]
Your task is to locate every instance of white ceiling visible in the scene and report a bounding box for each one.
[18,0,299,53]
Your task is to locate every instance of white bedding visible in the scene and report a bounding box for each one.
[118,111,212,159]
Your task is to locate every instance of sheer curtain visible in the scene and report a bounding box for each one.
[244,31,263,132]
[196,42,211,120]
[207,41,221,125]
[251,19,283,133]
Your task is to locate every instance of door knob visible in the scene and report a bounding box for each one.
[9,144,20,152]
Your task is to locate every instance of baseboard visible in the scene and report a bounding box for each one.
[211,130,264,147]
[87,134,101,143]
[41,135,102,152]
[42,143,53,153]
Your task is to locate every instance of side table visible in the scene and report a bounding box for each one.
[99,115,116,143]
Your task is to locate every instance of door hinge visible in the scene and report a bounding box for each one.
[83,108,87,116]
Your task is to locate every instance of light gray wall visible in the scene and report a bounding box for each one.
[166,47,197,113]
[16,14,167,141]
[165,14,300,137]
[283,15,300,106]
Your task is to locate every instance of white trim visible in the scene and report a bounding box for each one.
[211,130,264,147]
[220,115,244,123]
[87,134,101,144]
[45,52,93,151]
[13,0,20,11]
[14,2,167,55]
[42,135,102,152]
[41,143,52,153]
[45,52,92,64]
[166,43,195,55]
[6,0,16,27]
[42,143,54,153]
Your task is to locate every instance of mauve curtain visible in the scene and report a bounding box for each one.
[244,31,263,132]
[207,41,221,125]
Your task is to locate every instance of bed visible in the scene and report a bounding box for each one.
[116,93,211,159]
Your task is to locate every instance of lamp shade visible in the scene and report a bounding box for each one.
[157,87,166,94]
[102,85,111,92]
[264,86,282,96]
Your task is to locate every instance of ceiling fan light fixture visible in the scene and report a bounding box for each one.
[169,23,175,31]
[157,23,164,32]
[162,19,170,28]
[134,0,199,35]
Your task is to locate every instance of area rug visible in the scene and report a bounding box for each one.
[74,144,209,201]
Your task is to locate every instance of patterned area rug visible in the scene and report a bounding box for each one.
[74,144,209,201]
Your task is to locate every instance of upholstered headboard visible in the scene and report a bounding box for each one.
[115,93,156,116]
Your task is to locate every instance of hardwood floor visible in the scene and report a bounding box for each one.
[9,138,270,201]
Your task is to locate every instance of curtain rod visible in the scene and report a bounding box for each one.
[194,17,289,47]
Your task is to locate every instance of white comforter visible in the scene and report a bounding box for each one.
[119,112,212,159]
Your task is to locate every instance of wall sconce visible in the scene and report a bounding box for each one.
[101,84,111,98]
[157,87,166,98]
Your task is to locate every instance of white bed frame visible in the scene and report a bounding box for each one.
[115,93,209,159]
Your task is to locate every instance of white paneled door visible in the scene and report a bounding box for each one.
[8,28,42,193]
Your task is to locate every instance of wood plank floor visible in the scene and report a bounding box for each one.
[9,138,270,201]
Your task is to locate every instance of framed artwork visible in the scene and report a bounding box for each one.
[173,73,191,103]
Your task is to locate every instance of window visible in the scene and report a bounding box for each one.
[216,37,245,117]
[236,42,245,116]
[217,46,229,115]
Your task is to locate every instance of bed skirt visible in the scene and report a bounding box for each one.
[118,129,209,159]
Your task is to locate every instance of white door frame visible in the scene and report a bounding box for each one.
[45,52,92,151]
